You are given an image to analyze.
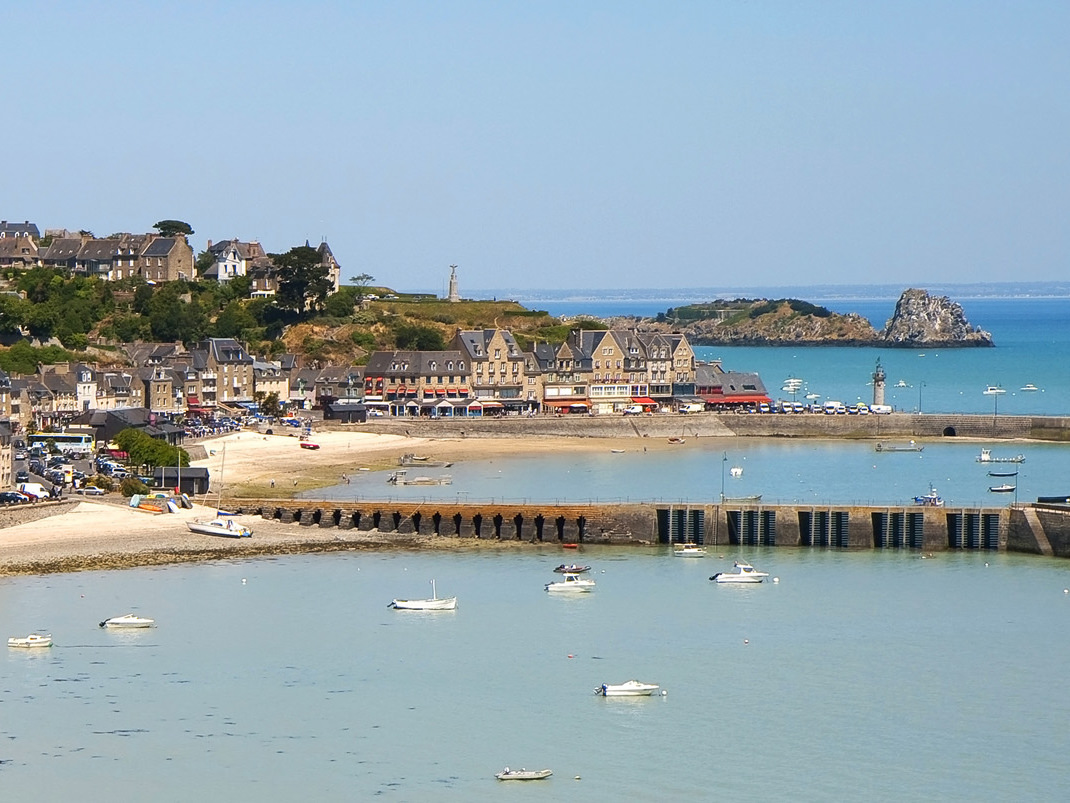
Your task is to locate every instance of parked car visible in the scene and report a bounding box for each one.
[77,486,106,496]
[15,470,30,483]
[0,491,29,505]
[13,451,27,461]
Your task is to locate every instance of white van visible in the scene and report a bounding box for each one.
[869,404,893,415]
[622,404,645,415]
[17,482,49,500]
[679,402,704,414]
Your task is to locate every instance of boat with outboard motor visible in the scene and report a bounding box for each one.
[989,484,1016,493]
[875,440,923,452]
[710,561,769,583]
[100,614,154,628]
[913,486,945,507]
[496,768,552,781]
[596,680,661,696]
[673,543,707,557]
[553,563,591,573]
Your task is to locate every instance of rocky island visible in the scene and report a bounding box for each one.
[613,288,994,347]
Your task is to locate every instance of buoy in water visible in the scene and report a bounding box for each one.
[773,577,780,584]
[743,639,749,645]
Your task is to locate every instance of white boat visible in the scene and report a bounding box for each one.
[982,385,1007,395]
[8,633,52,648]
[187,446,253,537]
[187,517,252,538]
[553,563,591,573]
[989,484,1016,493]
[545,572,595,593]
[673,543,707,557]
[496,768,552,781]
[1020,384,1039,392]
[389,579,457,610]
[100,614,155,628]
[710,561,769,583]
[596,680,660,696]
[977,448,1025,464]
[729,466,744,477]
[913,486,945,507]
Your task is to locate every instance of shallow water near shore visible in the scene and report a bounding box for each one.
[2,548,1069,799]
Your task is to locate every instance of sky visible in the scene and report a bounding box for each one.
[6,1,1069,294]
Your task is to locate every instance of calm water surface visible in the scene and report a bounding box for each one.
[3,549,1069,800]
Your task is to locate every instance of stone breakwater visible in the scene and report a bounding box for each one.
[333,412,1070,442]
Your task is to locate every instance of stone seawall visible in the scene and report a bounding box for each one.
[232,498,1070,559]
[326,412,1070,441]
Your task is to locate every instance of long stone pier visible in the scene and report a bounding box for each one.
[232,498,1070,558]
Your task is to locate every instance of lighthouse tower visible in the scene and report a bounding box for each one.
[872,358,886,407]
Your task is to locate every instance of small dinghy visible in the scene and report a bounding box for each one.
[389,580,457,611]
[496,767,552,781]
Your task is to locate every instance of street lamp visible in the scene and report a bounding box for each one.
[720,451,727,503]
[918,381,926,414]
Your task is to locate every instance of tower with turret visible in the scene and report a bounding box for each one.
[872,358,886,407]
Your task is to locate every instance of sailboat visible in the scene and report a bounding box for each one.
[186,447,252,538]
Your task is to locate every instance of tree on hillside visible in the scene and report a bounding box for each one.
[153,220,194,237]
[0,294,28,334]
[350,272,375,304]
[273,245,333,316]
[195,249,215,276]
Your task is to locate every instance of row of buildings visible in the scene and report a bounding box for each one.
[0,220,340,294]
[0,329,769,436]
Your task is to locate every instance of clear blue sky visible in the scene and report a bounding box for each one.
[7,1,1068,292]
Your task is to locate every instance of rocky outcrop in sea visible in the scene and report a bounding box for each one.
[880,288,994,347]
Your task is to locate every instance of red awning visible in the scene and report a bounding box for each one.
[187,396,200,404]
[447,388,457,393]
[631,397,656,405]
[436,388,446,395]
[704,394,771,405]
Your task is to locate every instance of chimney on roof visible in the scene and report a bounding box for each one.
[207,239,212,249]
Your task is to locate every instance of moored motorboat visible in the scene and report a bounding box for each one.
[100,614,154,628]
[913,486,945,507]
[1020,384,1039,392]
[989,484,1016,493]
[673,543,707,557]
[596,680,660,696]
[187,517,253,538]
[875,440,923,452]
[496,768,552,781]
[545,572,595,593]
[389,579,457,610]
[8,633,52,648]
[710,561,769,583]
[977,449,1025,464]
[982,385,1007,395]
[553,563,591,573]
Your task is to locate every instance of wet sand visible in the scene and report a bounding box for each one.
[0,429,645,576]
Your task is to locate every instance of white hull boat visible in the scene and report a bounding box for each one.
[496,768,552,781]
[596,680,660,697]
[710,561,769,584]
[389,580,457,610]
[977,448,1025,464]
[186,517,252,538]
[545,572,595,592]
[8,633,52,648]
[100,614,154,628]
[673,543,707,557]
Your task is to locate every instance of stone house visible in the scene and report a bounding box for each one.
[0,220,40,240]
[204,239,268,282]
[451,329,530,412]
[532,340,591,413]
[0,235,38,269]
[567,330,649,414]
[139,237,194,282]
[197,338,254,407]
[364,350,472,416]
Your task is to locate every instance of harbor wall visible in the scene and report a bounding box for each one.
[336,412,1070,442]
[230,498,1070,558]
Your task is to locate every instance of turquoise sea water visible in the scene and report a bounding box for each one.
[3,549,1070,800]
[4,295,1070,799]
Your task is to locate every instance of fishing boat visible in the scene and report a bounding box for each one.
[99,614,155,628]
[187,447,253,538]
[874,440,923,452]
[710,561,769,583]
[8,633,52,648]
[977,449,1025,464]
[389,579,457,611]
[913,486,945,507]
[545,572,595,593]
[989,484,1016,493]
[595,680,660,696]
[673,543,707,557]
[496,768,552,781]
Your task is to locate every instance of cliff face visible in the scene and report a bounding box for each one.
[676,305,879,345]
[880,288,993,348]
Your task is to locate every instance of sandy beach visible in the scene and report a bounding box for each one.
[0,429,647,576]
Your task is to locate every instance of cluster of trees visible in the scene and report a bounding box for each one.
[113,428,189,471]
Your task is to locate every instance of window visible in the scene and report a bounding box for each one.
[494,349,501,359]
